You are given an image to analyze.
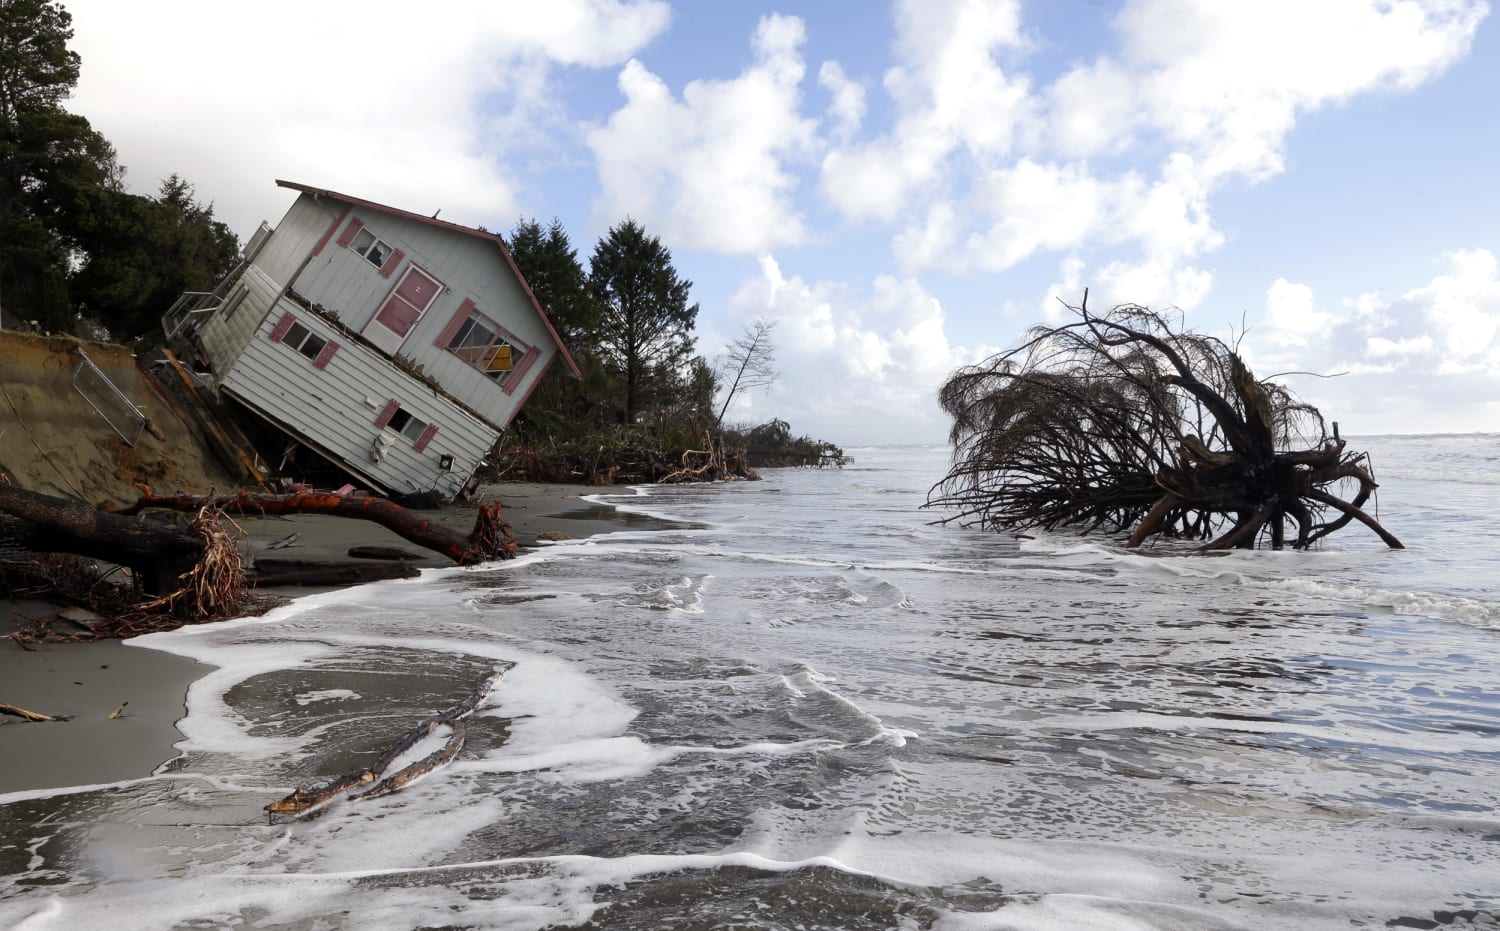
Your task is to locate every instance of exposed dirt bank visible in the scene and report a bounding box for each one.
[0,331,238,507]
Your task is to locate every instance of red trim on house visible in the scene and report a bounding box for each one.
[374,399,399,429]
[435,299,475,348]
[501,346,542,396]
[269,312,296,342]
[413,423,439,453]
[380,248,405,278]
[311,205,351,258]
[312,339,340,370]
[335,217,365,249]
[369,260,444,346]
[276,180,580,379]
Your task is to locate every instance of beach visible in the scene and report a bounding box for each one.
[0,481,649,795]
[2,440,1497,929]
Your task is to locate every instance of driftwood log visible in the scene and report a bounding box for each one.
[0,483,205,593]
[116,491,517,564]
[266,669,502,819]
[0,702,64,722]
[0,486,517,602]
[249,558,421,587]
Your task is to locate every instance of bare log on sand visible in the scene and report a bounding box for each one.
[0,702,66,722]
[0,483,206,594]
[117,491,517,565]
[265,669,503,820]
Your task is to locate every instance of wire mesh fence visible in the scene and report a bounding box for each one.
[72,349,146,447]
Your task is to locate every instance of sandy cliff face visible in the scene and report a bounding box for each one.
[0,331,239,507]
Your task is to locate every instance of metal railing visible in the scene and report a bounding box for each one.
[161,290,223,342]
[73,348,147,447]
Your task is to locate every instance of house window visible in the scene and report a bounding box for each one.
[374,399,440,451]
[350,228,393,268]
[281,321,328,362]
[445,310,525,383]
[268,312,341,369]
[386,406,428,443]
[371,265,441,340]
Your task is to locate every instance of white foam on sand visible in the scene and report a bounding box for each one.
[0,833,1257,931]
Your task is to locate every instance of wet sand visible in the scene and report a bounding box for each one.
[0,481,666,796]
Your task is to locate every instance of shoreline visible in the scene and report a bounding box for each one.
[0,481,668,796]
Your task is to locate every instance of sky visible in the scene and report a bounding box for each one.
[61,0,1500,445]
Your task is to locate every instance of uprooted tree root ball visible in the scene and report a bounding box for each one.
[927,298,1401,551]
[1,486,521,642]
[13,504,282,642]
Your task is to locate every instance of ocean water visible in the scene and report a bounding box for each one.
[2,436,1498,930]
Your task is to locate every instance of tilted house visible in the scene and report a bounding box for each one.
[175,180,578,499]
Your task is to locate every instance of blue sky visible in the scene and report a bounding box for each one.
[64,0,1500,444]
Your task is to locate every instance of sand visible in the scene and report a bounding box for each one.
[0,329,241,507]
[0,481,679,796]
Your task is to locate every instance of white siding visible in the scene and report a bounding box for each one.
[221,302,499,498]
[282,200,560,425]
[196,265,282,376]
[252,195,346,286]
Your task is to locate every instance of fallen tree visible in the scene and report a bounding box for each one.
[0,483,206,594]
[116,491,517,564]
[0,485,519,640]
[2,486,260,638]
[928,300,1401,550]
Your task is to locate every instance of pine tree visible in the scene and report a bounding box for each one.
[587,220,698,423]
[0,0,119,332]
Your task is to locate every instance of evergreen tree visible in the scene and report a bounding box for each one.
[1,3,237,340]
[67,174,240,342]
[587,219,698,423]
[505,217,598,350]
[0,0,120,332]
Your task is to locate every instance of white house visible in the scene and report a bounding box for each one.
[169,180,578,499]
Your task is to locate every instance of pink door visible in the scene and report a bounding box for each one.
[364,266,442,354]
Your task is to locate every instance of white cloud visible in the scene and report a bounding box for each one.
[1264,277,1334,347]
[815,0,1483,312]
[1109,0,1486,182]
[1037,0,1484,309]
[722,255,993,443]
[586,14,818,253]
[1404,248,1500,364]
[820,0,1032,223]
[489,0,672,66]
[1244,248,1500,433]
[818,62,866,142]
[64,0,671,237]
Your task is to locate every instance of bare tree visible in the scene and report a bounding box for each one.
[714,318,778,429]
[928,299,1402,550]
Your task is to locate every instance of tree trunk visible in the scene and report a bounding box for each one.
[250,558,421,587]
[117,491,516,564]
[0,484,203,594]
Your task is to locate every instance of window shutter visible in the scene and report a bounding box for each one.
[413,423,439,453]
[380,249,405,278]
[336,218,365,248]
[268,312,296,342]
[312,339,340,370]
[374,399,399,429]
[435,299,474,348]
[502,347,542,395]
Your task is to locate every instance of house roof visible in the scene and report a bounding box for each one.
[275,180,581,379]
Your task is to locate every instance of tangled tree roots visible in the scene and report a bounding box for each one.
[15,504,281,642]
[133,504,247,619]
[927,299,1402,551]
[658,432,759,484]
